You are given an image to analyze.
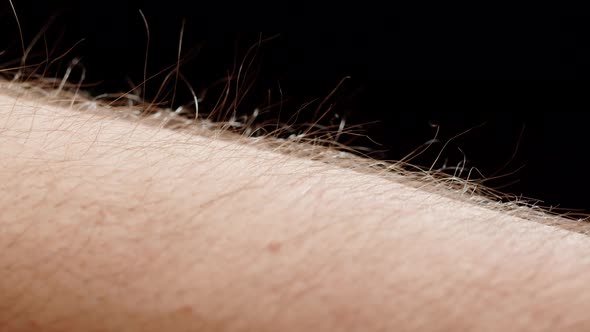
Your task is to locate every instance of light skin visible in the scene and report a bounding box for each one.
[1,84,590,331]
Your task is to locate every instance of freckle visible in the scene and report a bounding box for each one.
[28,320,40,328]
[177,305,193,315]
[266,241,282,253]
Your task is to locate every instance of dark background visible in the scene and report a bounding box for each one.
[1,2,589,215]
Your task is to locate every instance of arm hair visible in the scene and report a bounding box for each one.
[2,81,590,331]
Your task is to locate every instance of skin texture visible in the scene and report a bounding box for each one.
[2,87,590,331]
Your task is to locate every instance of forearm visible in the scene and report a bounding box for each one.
[1,89,590,331]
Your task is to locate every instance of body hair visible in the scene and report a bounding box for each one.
[0,8,588,234]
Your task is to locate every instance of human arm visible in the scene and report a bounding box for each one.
[1,88,590,331]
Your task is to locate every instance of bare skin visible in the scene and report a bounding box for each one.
[1,86,590,331]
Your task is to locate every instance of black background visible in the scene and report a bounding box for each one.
[1,2,589,214]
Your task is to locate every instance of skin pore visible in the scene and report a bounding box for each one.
[1,80,590,332]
